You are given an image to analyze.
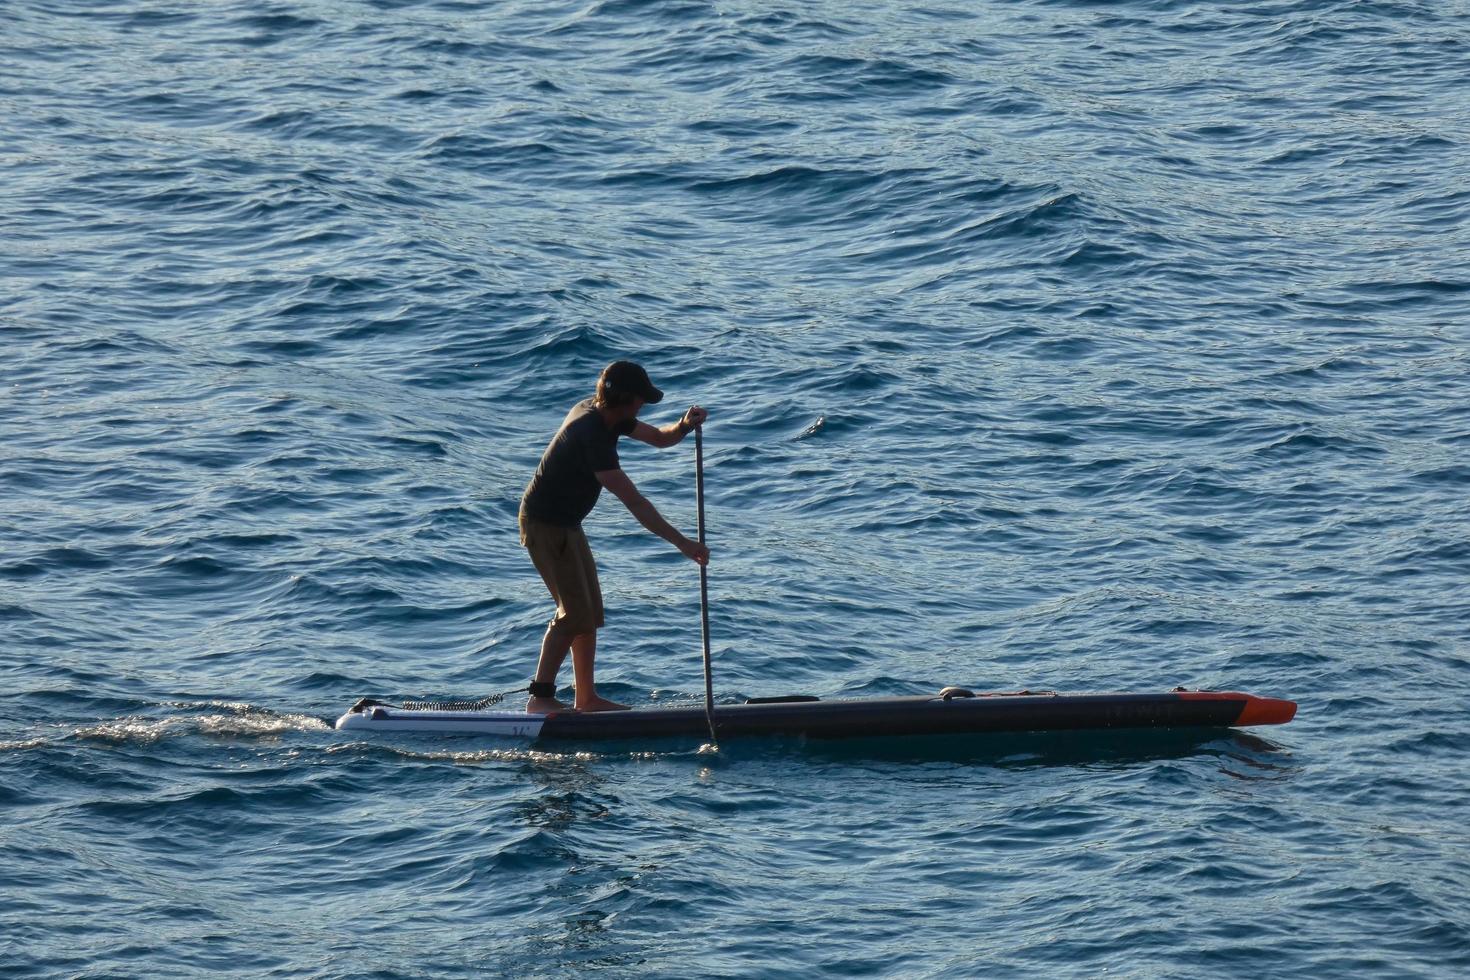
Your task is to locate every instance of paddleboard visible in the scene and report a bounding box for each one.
[334,688,1296,740]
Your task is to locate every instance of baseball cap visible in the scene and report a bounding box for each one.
[600,360,663,404]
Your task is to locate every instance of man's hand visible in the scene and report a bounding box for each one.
[630,406,709,448]
[680,537,710,565]
[681,405,708,431]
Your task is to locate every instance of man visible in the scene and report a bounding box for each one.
[520,360,710,713]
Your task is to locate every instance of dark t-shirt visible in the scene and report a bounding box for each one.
[520,399,636,526]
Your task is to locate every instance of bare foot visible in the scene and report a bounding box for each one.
[527,696,568,714]
[575,695,630,712]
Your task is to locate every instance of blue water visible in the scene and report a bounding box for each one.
[4,0,1469,975]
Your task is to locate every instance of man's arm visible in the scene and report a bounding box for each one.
[596,468,709,565]
[629,405,708,449]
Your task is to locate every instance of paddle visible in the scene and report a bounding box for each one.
[695,424,717,746]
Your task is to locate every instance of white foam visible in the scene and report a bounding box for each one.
[0,737,48,751]
[70,705,330,744]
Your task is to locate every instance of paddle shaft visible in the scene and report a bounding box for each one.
[695,426,716,744]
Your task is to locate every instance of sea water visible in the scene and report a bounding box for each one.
[3,0,1469,976]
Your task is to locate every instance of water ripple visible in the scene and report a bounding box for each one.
[5,0,1470,975]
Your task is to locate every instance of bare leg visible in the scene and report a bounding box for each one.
[527,620,572,713]
[571,631,629,711]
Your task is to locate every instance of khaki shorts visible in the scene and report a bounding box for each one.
[520,514,604,634]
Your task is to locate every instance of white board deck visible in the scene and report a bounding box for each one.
[336,703,547,737]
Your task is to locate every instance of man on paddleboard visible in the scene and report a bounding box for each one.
[520,361,709,713]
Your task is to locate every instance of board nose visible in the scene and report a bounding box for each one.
[1235,695,1298,727]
